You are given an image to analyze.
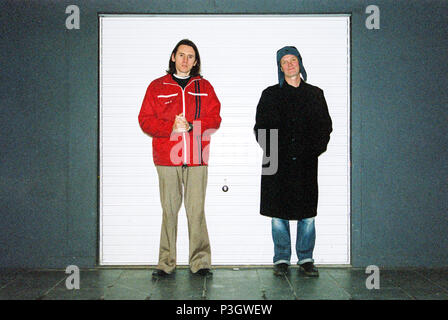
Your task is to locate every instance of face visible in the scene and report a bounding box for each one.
[171,44,197,76]
[280,54,300,79]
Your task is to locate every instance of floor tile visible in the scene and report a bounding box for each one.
[328,267,397,292]
[0,270,66,300]
[414,268,448,292]
[288,268,351,300]
[403,287,448,300]
[381,269,445,294]
[52,269,124,290]
[42,287,107,300]
[0,269,24,288]
[349,288,413,300]
[148,269,205,300]
[1,267,447,300]
[255,268,297,300]
[206,268,263,300]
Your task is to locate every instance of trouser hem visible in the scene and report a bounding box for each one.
[297,258,314,265]
[274,260,291,265]
[190,264,212,273]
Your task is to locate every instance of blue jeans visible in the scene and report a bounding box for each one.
[272,217,316,265]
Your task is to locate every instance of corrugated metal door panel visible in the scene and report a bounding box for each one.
[100,15,350,265]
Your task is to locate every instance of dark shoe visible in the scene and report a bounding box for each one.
[273,263,289,276]
[195,268,213,277]
[152,269,171,279]
[299,262,319,277]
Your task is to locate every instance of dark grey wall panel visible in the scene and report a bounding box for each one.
[0,0,447,268]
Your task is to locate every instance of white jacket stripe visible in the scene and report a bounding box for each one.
[157,93,178,98]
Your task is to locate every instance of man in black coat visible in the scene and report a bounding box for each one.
[254,46,332,277]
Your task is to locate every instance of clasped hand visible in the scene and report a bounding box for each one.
[172,113,189,133]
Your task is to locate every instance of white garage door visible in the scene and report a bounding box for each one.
[99,15,350,265]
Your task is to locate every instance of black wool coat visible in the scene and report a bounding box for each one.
[254,81,333,220]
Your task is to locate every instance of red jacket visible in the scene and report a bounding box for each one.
[138,74,221,166]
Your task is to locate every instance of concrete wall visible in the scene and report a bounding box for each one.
[1,0,447,268]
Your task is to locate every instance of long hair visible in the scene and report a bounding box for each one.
[166,39,202,77]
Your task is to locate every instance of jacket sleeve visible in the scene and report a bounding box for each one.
[253,88,282,146]
[196,81,221,136]
[138,83,174,138]
[307,89,333,156]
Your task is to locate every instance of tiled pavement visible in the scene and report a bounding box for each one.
[0,267,447,300]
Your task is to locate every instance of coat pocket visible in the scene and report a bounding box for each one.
[157,93,179,105]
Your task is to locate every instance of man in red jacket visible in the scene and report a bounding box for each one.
[138,39,221,278]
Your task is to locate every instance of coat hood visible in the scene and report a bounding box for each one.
[277,46,307,87]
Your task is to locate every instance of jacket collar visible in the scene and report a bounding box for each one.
[162,73,201,86]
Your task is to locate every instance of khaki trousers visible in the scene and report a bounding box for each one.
[155,165,211,274]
